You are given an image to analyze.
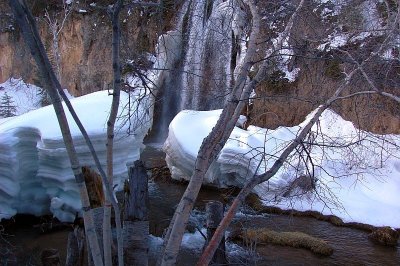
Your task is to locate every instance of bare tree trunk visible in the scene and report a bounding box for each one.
[123,161,149,265]
[9,1,103,265]
[205,201,226,265]
[66,227,85,266]
[159,1,261,265]
[104,1,124,266]
[88,208,105,266]
[158,1,310,264]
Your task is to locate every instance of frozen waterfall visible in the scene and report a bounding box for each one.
[180,0,247,110]
[149,0,248,141]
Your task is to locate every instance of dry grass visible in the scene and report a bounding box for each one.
[368,226,399,246]
[245,193,265,211]
[242,228,334,256]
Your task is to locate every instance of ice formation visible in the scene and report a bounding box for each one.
[164,109,400,227]
[0,90,152,222]
[180,0,247,110]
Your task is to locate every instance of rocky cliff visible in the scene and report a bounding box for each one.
[249,0,400,134]
[0,0,166,96]
[1,0,399,134]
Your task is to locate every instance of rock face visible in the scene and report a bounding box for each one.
[0,2,161,96]
[246,0,400,134]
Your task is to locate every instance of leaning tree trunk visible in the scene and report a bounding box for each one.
[159,1,311,264]
[197,63,359,265]
[198,3,400,260]
[158,1,261,265]
[9,1,103,265]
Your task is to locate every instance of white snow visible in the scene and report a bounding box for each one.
[0,90,152,221]
[0,78,42,117]
[164,109,400,228]
[270,34,300,82]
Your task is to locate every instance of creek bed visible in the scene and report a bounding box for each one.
[1,145,399,265]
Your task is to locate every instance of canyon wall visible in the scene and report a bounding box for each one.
[1,0,398,134]
[0,1,166,96]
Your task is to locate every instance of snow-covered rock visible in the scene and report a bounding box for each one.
[0,90,152,222]
[163,109,400,227]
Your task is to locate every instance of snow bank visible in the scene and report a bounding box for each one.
[0,90,152,221]
[164,109,400,227]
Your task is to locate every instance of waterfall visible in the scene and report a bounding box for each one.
[181,0,247,110]
[149,0,248,142]
[147,30,182,142]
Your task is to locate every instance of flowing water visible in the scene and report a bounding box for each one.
[1,145,399,265]
[143,145,400,265]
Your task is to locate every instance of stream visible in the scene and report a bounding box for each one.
[1,145,399,265]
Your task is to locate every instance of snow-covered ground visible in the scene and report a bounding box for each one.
[163,109,400,228]
[0,90,152,222]
[0,78,42,116]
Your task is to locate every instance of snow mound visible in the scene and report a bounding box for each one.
[164,109,400,227]
[0,90,152,221]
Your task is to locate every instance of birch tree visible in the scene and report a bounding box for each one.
[104,1,124,265]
